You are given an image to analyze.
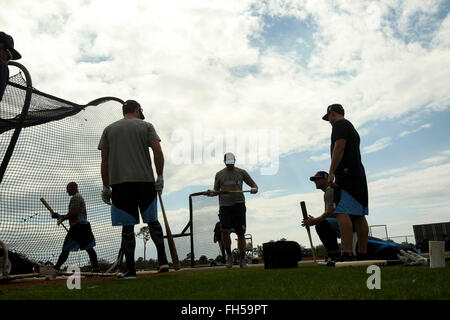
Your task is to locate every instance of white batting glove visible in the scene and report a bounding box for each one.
[155,176,164,193]
[250,187,258,194]
[102,186,112,205]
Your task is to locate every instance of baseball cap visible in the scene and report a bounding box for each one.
[123,99,145,119]
[123,100,141,110]
[0,32,21,60]
[322,104,344,121]
[224,152,236,164]
[309,171,329,181]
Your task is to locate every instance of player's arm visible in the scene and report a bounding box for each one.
[150,140,164,176]
[328,138,346,185]
[302,205,334,227]
[101,148,110,186]
[58,204,79,225]
[206,173,220,196]
[243,171,258,194]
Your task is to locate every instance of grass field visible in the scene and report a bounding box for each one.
[1,262,449,300]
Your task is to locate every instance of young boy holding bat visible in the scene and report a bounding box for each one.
[98,100,169,279]
[51,182,99,272]
[207,152,258,268]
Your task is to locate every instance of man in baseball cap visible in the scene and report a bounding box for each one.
[207,152,258,269]
[302,171,342,264]
[0,32,22,101]
[322,104,344,121]
[323,103,369,262]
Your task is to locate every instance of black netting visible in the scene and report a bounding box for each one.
[1,69,230,271]
[0,71,124,269]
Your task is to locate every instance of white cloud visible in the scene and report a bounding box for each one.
[363,137,392,154]
[419,156,448,165]
[400,123,432,137]
[1,0,449,193]
[310,153,329,161]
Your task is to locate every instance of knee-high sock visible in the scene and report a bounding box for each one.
[148,221,168,265]
[122,225,136,270]
[55,251,70,270]
[86,248,99,269]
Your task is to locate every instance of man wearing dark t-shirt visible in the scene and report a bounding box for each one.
[323,104,369,261]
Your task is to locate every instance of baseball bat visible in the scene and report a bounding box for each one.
[203,190,253,195]
[158,192,180,271]
[333,260,402,268]
[300,201,317,263]
[39,198,69,232]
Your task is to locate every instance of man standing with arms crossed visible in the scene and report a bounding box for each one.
[98,100,168,279]
[323,104,369,261]
[208,153,258,268]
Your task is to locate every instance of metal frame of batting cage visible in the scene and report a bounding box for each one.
[0,61,33,184]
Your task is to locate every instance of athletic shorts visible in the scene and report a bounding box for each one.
[219,203,246,235]
[334,175,369,216]
[111,182,158,226]
[62,221,96,252]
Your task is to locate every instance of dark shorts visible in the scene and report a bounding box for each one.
[111,182,158,226]
[219,203,246,235]
[334,175,369,216]
[63,221,96,252]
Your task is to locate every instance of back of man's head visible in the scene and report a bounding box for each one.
[122,100,141,115]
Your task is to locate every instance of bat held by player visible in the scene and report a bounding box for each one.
[158,192,181,271]
[203,189,257,196]
[300,201,317,263]
[39,198,69,232]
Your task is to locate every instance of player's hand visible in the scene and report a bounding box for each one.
[52,212,62,219]
[302,215,316,227]
[250,187,258,194]
[327,173,335,187]
[57,217,64,225]
[102,186,112,205]
[154,175,164,193]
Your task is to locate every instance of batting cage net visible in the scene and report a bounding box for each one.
[0,63,125,271]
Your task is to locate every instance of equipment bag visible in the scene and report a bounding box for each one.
[359,236,418,260]
[263,241,302,269]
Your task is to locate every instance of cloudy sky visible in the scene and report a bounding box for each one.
[2,0,450,259]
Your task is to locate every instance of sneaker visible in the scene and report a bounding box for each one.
[239,259,247,268]
[356,253,369,261]
[324,257,335,266]
[118,270,136,279]
[226,255,233,268]
[337,252,356,262]
[158,264,169,273]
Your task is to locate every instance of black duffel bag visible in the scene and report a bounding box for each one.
[263,241,302,269]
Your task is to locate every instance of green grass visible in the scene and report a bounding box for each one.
[1,263,449,300]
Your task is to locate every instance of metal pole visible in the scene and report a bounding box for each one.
[0,61,33,184]
[189,195,194,268]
